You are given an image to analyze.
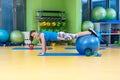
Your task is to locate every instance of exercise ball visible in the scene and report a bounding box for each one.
[76,35,100,55]
[96,31,102,41]
[92,7,106,20]
[0,30,9,42]
[82,21,94,31]
[10,30,24,43]
[106,8,116,20]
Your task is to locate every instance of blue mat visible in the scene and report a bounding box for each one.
[12,47,76,50]
[65,47,76,50]
[38,53,84,56]
[12,47,53,50]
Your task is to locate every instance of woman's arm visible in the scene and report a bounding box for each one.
[39,33,46,54]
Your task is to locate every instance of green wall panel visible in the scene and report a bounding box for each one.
[64,0,82,33]
[76,0,82,32]
[26,0,82,33]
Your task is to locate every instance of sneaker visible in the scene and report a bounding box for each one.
[88,28,98,37]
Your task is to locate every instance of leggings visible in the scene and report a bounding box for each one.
[57,32,78,40]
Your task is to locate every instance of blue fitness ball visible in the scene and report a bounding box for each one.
[0,29,9,43]
[76,35,100,55]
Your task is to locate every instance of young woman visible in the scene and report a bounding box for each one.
[30,28,98,55]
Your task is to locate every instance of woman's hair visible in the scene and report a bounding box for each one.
[29,30,36,41]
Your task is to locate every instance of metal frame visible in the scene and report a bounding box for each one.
[116,0,120,20]
[89,0,92,20]
[13,0,16,30]
[106,0,110,8]
[0,0,2,28]
[13,0,26,31]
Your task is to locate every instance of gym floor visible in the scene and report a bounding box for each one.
[0,45,120,80]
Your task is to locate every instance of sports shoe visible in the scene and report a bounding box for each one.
[88,28,98,37]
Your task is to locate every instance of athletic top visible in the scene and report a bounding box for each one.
[40,31,58,41]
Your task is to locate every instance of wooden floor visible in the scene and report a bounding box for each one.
[0,45,120,80]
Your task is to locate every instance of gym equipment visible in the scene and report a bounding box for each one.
[38,53,84,56]
[0,29,9,42]
[46,22,51,26]
[84,48,92,56]
[76,35,100,56]
[42,22,47,26]
[12,47,53,50]
[56,22,61,27]
[65,47,76,50]
[10,30,24,43]
[106,8,116,20]
[96,31,102,41]
[82,21,94,31]
[61,22,66,27]
[29,45,34,50]
[51,22,56,27]
[92,7,106,20]
[36,10,66,32]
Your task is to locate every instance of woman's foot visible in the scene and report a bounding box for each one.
[88,28,98,37]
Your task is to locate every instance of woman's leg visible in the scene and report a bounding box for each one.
[57,32,78,40]
[57,29,98,40]
[77,31,91,37]
[77,28,98,37]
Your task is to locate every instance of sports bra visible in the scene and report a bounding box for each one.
[40,31,58,41]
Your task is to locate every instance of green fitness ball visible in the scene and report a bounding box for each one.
[56,22,61,27]
[61,22,66,27]
[82,21,94,31]
[118,41,120,46]
[106,8,116,20]
[10,30,24,43]
[114,41,118,44]
[92,7,106,20]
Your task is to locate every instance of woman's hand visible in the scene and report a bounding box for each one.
[39,52,45,55]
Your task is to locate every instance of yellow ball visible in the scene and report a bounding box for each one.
[46,22,51,26]
[51,42,56,46]
[42,22,47,26]
[39,22,43,26]
[51,22,56,27]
